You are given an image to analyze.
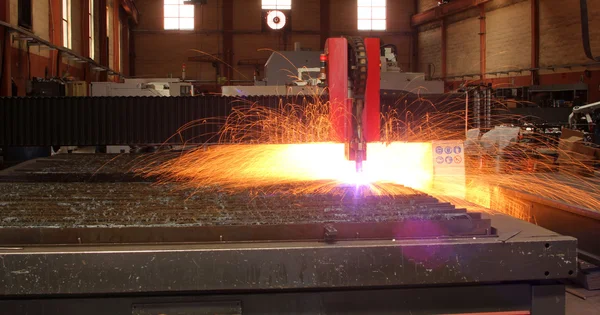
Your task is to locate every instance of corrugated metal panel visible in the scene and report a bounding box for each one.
[0,94,473,146]
[0,96,322,146]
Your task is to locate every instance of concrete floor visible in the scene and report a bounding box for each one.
[566,288,600,314]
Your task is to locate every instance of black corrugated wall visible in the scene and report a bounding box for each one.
[1,94,469,146]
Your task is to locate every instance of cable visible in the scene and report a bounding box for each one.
[580,0,600,61]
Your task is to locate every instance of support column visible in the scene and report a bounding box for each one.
[411,32,419,73]
[479,4,486,81]
[98,0,107,81]
[441,19,447,80]
[122,21,129,77]
[222,0,233,83]
[113,0,120,80]
[0,0,11,95]
[411,0,419,72]
[531,0,539,85]
[82,0,90,82]
[319,0,330,48]
[50,0,63,78]
[129,20,135,77]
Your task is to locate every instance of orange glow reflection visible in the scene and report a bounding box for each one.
[138,142,434,193]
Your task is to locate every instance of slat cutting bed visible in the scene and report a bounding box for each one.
[0,154,577,315]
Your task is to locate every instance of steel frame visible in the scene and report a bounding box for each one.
[0,214,575,297]
[0,283,565,315]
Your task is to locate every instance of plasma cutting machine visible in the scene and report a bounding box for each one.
[0,37,580,315]
[325,36,381,172]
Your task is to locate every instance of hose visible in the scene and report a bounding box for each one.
[580,0,600,61]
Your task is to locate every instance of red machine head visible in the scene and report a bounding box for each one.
[325,37,380,172]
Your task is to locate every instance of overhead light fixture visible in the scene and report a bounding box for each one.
[266,10,286,30]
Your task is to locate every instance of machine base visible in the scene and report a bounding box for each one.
[0,283,564,315]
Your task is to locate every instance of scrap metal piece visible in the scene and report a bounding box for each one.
[324,224,338,243]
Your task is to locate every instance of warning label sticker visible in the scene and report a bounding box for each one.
[432,140,465,169]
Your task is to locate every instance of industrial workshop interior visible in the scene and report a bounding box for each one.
[2,0,600,314]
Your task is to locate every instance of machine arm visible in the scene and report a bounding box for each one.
[569,100,600,128]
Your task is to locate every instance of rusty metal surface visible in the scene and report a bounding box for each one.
[0,179,494,244]
[0,181,469,227]
[0,154,494,244]
[0,154,147,182]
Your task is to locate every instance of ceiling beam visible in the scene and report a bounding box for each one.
[411,0,491,27]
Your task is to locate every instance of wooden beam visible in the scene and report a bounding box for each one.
[479,4,486,80]
[411,0,491,27]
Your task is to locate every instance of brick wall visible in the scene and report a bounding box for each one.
[418,27,441,77]
[134,0,415,82]
[539,0,600,68]
[108,0,114,72]
[486,0,531,74]
[416,0,600,101]
[329,0,355,32]
[418,0,439,13]
[446,17,479,77]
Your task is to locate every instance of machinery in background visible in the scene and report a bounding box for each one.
[222,39,444,97]
[379,45,444,94]
[27,78,66,96]
[27,79,89,97]
[65,81,88,96]
[569,100,600,132]
[258,47,321,86]
[91,78,194,97]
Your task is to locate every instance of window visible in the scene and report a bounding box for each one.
[89,0,94,59]
[357,0,386,31]
[62,0,71,48]
[262,0,291,10]
[164,0,194,30]
[18,0,33,30]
